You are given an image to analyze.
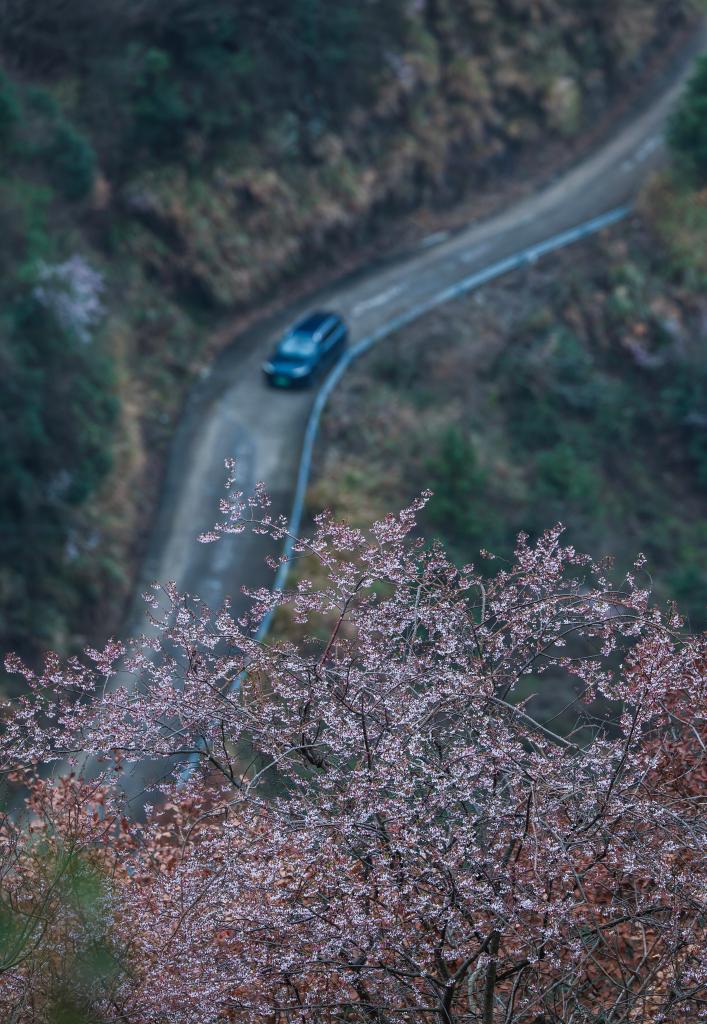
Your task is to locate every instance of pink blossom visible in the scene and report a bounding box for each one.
[0,479,704,1022]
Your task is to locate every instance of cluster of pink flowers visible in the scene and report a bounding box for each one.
[0,478,704,1022]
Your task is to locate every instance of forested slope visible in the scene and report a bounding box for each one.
[305,175,707,644]
[0,0,699,662]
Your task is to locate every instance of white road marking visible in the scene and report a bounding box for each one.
[419,230,450,249]
[351,284,405,318]
[459,241,491,264]
[636,134,662,162]
[621,134,662,173]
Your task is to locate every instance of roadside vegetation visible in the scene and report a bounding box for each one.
[292,45,707,651]
[0,0,700,665]
[0,10,706,1018]
[308,206,707,644]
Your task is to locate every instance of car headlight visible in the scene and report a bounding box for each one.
[262,361,275,373]
[289,365,309,377]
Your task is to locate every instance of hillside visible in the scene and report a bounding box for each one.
[303,179,707,648]
[0,1,701,661]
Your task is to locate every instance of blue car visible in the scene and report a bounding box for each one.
[263,311,348,388]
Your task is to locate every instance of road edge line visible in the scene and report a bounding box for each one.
[254,205,631,643]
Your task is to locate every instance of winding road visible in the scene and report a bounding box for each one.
[127,27,706,642]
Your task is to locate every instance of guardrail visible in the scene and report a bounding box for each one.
[254,204,631,642]
[174,204,631,784]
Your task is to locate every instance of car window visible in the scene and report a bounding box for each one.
[278,333,317,359]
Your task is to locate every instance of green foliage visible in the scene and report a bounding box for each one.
[0,209,117,655]
[0,67,20,144]
[0,71,112,661]
[0,842,121,1024]
[0,76,96,201]
[499,329,606,455]
[644,173,707,289]
[669,560,707,624]
[24,83,60,119]
[426,427,493,553]
[659,362,707,491]
[0,0,411,173]
[47,853,120,1024]
[668,55,707,183]
[47,121,96,202]
[534,443,600,506]
[492,319,706,623]
[0,310,117,652]
[132,47,189,157]
[336,263,707,629]
[0,178,53,274]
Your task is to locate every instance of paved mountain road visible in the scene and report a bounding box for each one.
[128,27,707,641]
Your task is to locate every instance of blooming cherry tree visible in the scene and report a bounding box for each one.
[0,477,705,1022]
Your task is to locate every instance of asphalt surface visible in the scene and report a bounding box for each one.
[128,25,707,642]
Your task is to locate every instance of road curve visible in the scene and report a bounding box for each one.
[128,26,707,641]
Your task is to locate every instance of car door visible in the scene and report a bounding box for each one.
[328,319,348,359]
[318,323,338,364]
[334,319,347,353]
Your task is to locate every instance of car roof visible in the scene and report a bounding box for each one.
[291,310,338,335]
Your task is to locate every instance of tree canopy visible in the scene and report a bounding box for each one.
[1,484,705,1022]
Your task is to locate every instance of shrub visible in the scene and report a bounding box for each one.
[425,425,492,551]
[47,121,97,201]
[0,68,19,144]
[131,47,189,157]
[668,54,707,183]
[660,362,707,491]
[0,275,117,657]
[534,442,600,506]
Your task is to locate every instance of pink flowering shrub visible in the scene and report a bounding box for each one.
[0,478,705,1023]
